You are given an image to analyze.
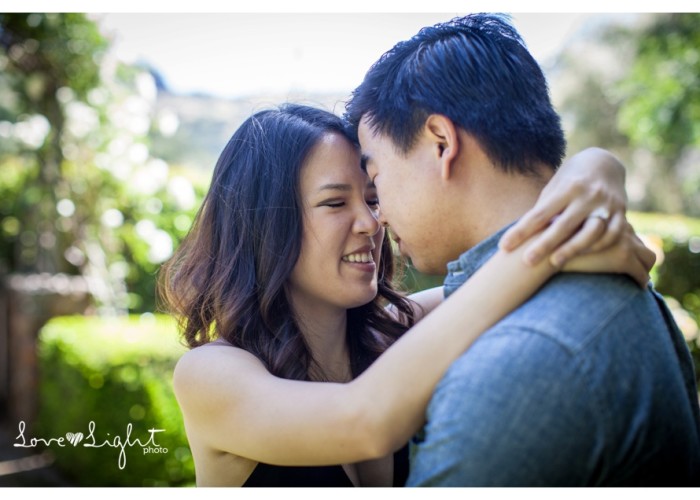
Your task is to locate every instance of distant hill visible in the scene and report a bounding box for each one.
[149,91,351,172]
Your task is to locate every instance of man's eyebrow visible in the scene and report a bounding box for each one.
[317,183,352,193]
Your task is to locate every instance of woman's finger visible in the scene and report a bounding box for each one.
[549,215,607,267]
[522,200,593,265]
[499,198,565,252]
[587,211,627,254]
[632,233,657,274]
[629,256,650,289]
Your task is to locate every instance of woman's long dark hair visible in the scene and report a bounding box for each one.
[159,104,416,381]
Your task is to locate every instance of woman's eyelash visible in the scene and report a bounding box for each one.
[322,201,345,208]
[319,199,379,208]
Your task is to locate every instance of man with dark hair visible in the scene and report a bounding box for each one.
[345,13,700,486]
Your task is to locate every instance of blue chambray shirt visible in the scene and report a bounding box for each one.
[407,225,700,486]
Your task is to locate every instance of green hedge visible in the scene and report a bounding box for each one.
[628,212,700,385]
[35,314,194,486]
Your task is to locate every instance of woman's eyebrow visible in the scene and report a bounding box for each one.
[317,183,352,193]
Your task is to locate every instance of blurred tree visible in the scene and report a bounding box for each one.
[0,14,206,314]
[555,13,700,217]
[616,13,700,215]
[0,13,108,273]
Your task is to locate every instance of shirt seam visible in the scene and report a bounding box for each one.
[476,324,613,480]
[486,283,642,357]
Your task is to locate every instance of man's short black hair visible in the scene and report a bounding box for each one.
[345,13,566,175]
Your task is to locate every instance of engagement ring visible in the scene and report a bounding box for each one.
[588,206,611,222]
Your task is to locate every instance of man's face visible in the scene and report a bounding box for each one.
[357,117,449,275]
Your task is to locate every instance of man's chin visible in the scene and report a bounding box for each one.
[408,256,447,276]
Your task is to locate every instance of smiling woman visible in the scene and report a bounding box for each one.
[159,104,420,485]
[289,133,385,319]
[160,104,410,387]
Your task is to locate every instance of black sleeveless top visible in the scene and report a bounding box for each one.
[242,444,409,487]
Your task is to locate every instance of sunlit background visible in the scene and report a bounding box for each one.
[0,11,698,486]
[97,13,603,98]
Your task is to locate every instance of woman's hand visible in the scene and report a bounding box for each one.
[500,147,627,267]
[561,221,656,288]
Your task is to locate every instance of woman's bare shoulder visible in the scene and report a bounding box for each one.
[180,338,266,366]
[173,341,267,407]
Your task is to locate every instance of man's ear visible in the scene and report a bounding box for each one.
[424,114,460,181]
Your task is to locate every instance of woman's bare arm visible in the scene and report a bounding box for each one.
[173,239,556,467]
[388,286,443,323]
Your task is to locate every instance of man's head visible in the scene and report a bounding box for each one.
[345,13,566,274]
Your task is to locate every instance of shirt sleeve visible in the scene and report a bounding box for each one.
[406,327,605,486]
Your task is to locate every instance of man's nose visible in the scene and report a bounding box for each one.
[377,209,389,228]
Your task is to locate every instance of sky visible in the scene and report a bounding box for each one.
[6,0,680,100]
[94,12,603,99]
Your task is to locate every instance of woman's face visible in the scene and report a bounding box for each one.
[288,133,384,314]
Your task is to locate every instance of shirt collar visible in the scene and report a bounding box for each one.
[443,222,516,298]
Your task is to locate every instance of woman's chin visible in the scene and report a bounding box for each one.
[343,288,378,309]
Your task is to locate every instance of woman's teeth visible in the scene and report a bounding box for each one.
[342,252,374,263]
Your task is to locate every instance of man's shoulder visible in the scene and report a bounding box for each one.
[441,272,674,385]
[493,273,652,354]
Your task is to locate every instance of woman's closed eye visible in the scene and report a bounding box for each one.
[319,199,345,208]
[316,197,379,210]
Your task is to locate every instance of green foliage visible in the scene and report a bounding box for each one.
[616,14,700,159]
[79,167,208,313]
[0,13,106,162]
[0,13,210,313]
[628,213,700,365]
[401,265,443,295]
[0,13,108,275]
[0,14,109,275]
[557,13,700,216]
[0,14,107,102]
[628,212,700,296]
[35,314,194,486]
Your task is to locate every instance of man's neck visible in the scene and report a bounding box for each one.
[454,166,553,256]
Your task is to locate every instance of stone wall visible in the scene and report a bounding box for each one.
[0,274,91,429]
